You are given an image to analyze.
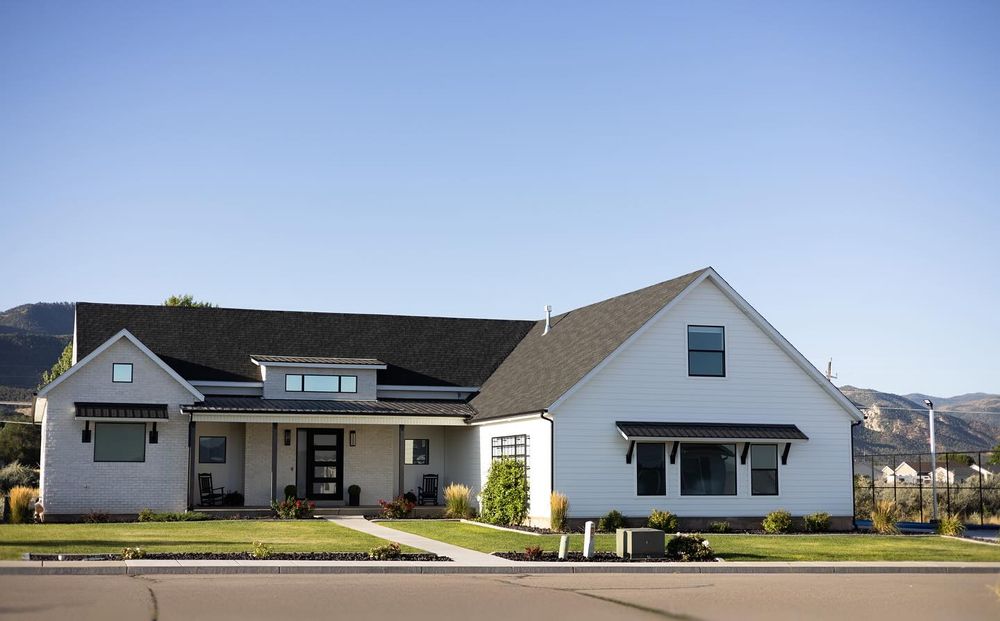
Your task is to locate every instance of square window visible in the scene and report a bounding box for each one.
[199,436,227,464]
[94,423,145,462]
[680,443,737,495]
[112,363,133,383]
[285,374,303,392]
[688,326,725,377]
[340,376,358,393]
[404,439,429,465]
[636,443,666,496]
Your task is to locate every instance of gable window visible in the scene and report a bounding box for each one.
[404,439,429,465]
[112,363,133,383]
[491,434,528,467]
[199,436,227,464]
[636,442,666,496]
[285,374,357,393]
[688,326,725,377]
[680,443,736,495]
[751,444,779,495]
[94,423,145,462]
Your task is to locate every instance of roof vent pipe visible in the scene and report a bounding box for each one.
[543,305,552,335]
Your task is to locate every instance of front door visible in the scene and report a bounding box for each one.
[305,429,343,500]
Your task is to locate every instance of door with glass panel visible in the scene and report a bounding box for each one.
[306,429,343,500]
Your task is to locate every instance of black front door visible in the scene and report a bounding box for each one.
[305,429,343,500]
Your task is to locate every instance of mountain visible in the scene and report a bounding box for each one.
[841,385,1000,455]
[0,302,74,398]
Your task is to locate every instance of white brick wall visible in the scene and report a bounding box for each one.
[41,337,197,515]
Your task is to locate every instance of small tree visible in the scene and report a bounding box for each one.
[163,295,215,308]
[480,458,529,526]
[0,424,41,466]
[39,341,73,387]
[989,443,1000,466]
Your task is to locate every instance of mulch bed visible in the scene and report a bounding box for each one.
[28,552,450,562]
[493,551,702,563]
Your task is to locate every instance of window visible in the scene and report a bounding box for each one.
[284,374,358,393]
[491,434,528,466]
[688,326,725,377]
[751,444,779,495]
[404,439,429,465]
[112,363,133,383]
[680,443,736,495]
[94,423,145,462]
[199,436,227,464]
[636,443,666,496]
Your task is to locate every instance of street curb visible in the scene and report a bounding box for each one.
[1,562,999,576]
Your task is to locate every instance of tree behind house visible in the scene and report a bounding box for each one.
[163,295,215,308]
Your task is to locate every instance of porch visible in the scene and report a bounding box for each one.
[183,399,475,510]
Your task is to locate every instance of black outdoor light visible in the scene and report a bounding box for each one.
[349,430,357,447]
[81,421,92,443]
[284,429,291,446]
[149,422,158,444]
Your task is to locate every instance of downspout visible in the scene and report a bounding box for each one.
[540,411,554,494]
[850,419,863,531]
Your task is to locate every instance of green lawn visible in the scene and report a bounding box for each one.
[0,519,417,560]
[381,520,1000,562]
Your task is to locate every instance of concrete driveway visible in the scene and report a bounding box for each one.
[1,572,999,621]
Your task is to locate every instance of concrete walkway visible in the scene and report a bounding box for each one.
[325,515,516,566]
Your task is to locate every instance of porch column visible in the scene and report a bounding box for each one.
[270,422,278,502]
[398,424,405,497]
[187,420,195,510]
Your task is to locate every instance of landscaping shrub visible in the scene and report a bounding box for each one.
[871,499,901,534]
[369,542,401,560]
[524,545,543,561]
[82,511,111,523]
[803,512,831,533]
[762,509,793,534]
[666,534,715,562]
[137,509,212,522]
[597,509,626,533]
[444,483,475,519]
[251,540,273,559]
[403,491,418,503]
[8,486,37,524]
[223,491,244,507]
[936,514,966,537]
[647,509,678,532]
[378,496,415,519]
[283,484,297,500]
[550,492,569,532]
[479,458,529,526]
[0,461,39,494]
[271,498,316,519]
[708,521,730,533]
[120,547,145,560]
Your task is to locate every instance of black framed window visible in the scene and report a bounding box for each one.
[636,442,666,496]
[751,444,779,495]
[688,326,725,377]
[285,374,358,393]
[199,436,227,464]
[286,374,303,392]
[112,363,133,383]
[94,423,145,462]
[404,439,429,465]
[340,376,358,393]
[680,443,736,495]
[491,434,528,467]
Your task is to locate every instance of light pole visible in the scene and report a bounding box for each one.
[924,399,938,522]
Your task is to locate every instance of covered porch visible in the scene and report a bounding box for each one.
[182,398,475,509]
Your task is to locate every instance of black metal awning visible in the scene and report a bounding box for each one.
[75,403,169,419]
[616,421,808,441]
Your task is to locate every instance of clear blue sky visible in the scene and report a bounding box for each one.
[2,2,998,397]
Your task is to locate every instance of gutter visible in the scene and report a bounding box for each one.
[540,411,554,494]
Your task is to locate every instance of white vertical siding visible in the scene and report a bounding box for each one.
[552,279,854,519]
[443,426,481,498]
[477,416,552,524]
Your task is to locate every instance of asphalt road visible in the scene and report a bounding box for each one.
[1,573,998,621]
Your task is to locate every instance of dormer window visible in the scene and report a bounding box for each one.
[285,374,358,394]
[112,363,133,383]
[688,326,725,377]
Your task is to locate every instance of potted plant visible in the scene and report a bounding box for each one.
[348,484,361,507]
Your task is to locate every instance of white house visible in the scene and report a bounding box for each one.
[34,267,863,529]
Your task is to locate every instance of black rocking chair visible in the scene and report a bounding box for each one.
[417,474,439,506]
[198,473,225,506]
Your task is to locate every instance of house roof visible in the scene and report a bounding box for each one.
[616,421,808,441]
[75,304,534,387]
[469,269,708,420]
[180,397,473,417]
[75,402,169,419]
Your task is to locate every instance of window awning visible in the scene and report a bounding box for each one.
[75,402,168,420]
[616,421,808,442]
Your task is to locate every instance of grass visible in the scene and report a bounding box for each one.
[0,519,419,560]
[381,520,1000,562]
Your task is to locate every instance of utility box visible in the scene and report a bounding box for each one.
[615,528,665,559]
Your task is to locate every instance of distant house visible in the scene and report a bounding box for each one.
[932,465,976,485]
[883,461,920,484]
[971,463,1000,480]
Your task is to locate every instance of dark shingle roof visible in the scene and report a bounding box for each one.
[181,397,473,417]
[470,269,708,420]
[75,304,534,387]
[251,355,385,366]
[75,402,169,419]
[616,421,808,441]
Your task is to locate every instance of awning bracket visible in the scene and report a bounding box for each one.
[740,443,750,465]
[625,440,635,464]
[669,441,679,465]
[781,442,791,465]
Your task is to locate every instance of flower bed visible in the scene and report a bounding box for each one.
[28,552,449,562]
[493,551,711,562]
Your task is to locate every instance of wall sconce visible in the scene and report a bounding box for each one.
[149,422,158,444]
[82,421,92,443]
[349,430,356,447]
[284,429,291,446]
